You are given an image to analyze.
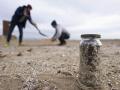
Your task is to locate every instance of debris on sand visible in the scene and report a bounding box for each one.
[22,77,39,90]
[27,48,32,52]
[2,65,6,71]
[0,53,7,58]
[0,50,2,53]
[57,70,61,74]
[0,51,7,58]
[41,80,58,90]
[57,70,72,76]
[27,62,31,65]
[22,77,58,90]
[17,52,22,56]
[115,51,120,55]
[108,82,112,89]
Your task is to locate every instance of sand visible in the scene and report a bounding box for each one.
[0,36,120,90]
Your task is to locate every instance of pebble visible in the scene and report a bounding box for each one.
[2,65,6,71]
[0,51,2,53]
[108,82,112,87]
[27,48,32,52]
[27,62,31,65]
[0,54,7,58]
[17,52,22,56]
[57,70,72,76]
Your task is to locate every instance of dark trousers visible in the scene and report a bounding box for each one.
[7,23,23,44]
[59,33,70,44]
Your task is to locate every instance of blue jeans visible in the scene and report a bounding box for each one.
[59,32,70,44]
[7,23,23,44]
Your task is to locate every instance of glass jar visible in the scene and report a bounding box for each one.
[80,34,102,47]
[78,34,103,90]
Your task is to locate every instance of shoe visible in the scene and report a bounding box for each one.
[58,41,66,46]
[18,43,22,46]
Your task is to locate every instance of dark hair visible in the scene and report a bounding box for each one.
[27,4,32,10]
[51,20,57,26]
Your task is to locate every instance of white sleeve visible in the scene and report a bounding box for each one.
[52,25,62,40]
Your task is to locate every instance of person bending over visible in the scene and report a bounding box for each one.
[51,20,70,45]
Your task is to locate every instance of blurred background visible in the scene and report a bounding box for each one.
[0,0,120,40]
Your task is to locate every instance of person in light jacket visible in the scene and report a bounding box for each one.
[51,20,70,45]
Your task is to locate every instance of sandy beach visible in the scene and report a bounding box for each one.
[0,37,120,90]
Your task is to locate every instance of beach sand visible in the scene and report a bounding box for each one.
[0,36,120,90]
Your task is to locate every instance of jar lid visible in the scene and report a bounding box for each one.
[81,34,101,39]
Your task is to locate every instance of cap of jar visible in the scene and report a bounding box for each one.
[81,34,101,39]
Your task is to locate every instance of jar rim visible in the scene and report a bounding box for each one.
[81,34,101,39]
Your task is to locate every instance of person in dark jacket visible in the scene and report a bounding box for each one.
[6,4,37,46]
[51,20,70,45]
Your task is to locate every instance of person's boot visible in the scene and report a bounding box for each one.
[19,42,22,46]
[58,41,66,46]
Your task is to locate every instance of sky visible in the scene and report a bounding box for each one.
[0,0,120,39]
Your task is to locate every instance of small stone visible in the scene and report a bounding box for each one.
[0,51,2,53]
[27,62,31,65]
[62,72,72,76]
[27,48,32,52]
[2,65,6,71]
[57,70,72,76]
[112,89,117,90]
[0,54,7,58]
[115,51,120,55]
[17,52,22,56]
[108,82,112,88]
[43,86,51,90]
[22,77,39,90]
[57,70,61,73]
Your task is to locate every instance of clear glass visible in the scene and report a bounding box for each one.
[80,38,102,46]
